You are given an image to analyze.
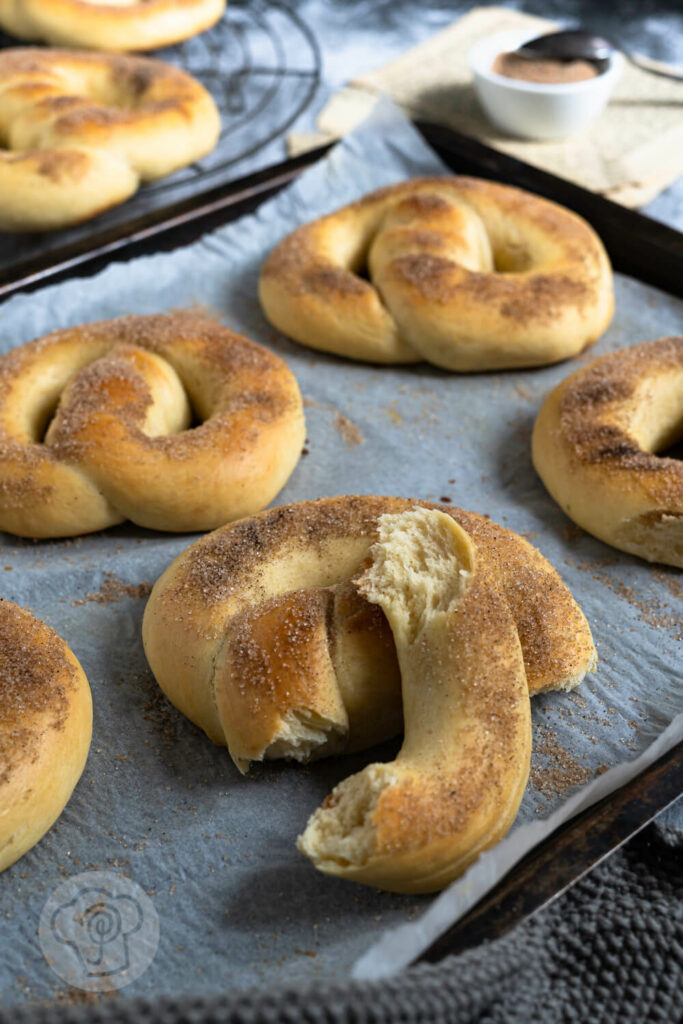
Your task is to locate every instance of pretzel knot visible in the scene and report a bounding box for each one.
[143,496,597,893]
[0,49,220,232]
[533,336,683,567]
[259,177,614,371]
[0,0,225,52]
[0,312,305,538]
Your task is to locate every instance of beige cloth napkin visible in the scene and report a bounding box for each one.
[289,7,683,206]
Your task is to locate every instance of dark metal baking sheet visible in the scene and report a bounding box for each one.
[2,121,682,300]
[0,103,679,999]
[417,739,682,965]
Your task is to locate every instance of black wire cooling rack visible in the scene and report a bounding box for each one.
[149,1,321,196]
[0,0,322,274]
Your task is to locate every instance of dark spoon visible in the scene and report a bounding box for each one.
[516,29,683,82]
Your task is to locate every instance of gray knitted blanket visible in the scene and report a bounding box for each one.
[7,821,681,1024]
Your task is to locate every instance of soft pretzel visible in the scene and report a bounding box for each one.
[259,177,614,371]
[0,600,92,872]
[0,0,225,52]
[142,496,596,893]
[533,337,683,567]
[0,49,220,232]
[299,508,532,893]
[0,311,305,538]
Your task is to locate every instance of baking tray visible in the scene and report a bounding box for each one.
[1,118,681,976]
[2,122,683,299]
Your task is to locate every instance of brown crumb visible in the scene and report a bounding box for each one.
[569,557,682,639]
[50,985,114,1006]
[652,570,682,600]
[386,402,403,425]
[72,573,152,606]
[530,724,592,798]
[333,412,364,447]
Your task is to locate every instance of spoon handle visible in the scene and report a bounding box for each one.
[625,51,683,82]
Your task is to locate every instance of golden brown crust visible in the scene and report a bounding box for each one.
[0,600,92,872]
[0,311,305,537]
[299,510,531,892]
[533,338,683,566]
[143,497,594,891]
[8,146,90,183]
[0,49,220,231]
[0,0,225,51]
[0,599,72,784]
[143,496,595,761]
[259,176,614,370]
[150,496,595,701]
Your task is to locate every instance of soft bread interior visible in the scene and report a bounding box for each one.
[298,763,399,869]
[630,372,683,454]
[298,508,474,871]
[358,505,474,644]
[259,707,348,770]
[616,513,683,568]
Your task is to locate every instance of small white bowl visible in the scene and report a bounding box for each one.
[469,29,623,140]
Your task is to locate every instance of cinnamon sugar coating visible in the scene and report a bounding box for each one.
[533,337,683,566]
[0,600,92,872]
[0,311,305,537]
[166,496,595,697]
[0,599,72,784]
[259,176,613,370]
[0,49,220,232]
[144,499,594,892]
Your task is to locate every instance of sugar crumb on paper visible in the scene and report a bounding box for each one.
[530,724,592,799]
[567,557,683,640]
[72,572,152,606]
[302,396,365,446]
[334,412,365,446]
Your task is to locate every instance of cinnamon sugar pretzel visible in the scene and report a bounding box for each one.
[533,337,683,566]
[259,177,614,371]
[0,312,305,537]
[0,0,225,52]
[0,49,220,231]
[0,600,92,872]
[143,496,596,892]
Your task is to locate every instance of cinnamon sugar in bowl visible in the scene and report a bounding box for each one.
[469,29,623,140]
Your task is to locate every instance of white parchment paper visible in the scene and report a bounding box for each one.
[0,100,680,1007]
